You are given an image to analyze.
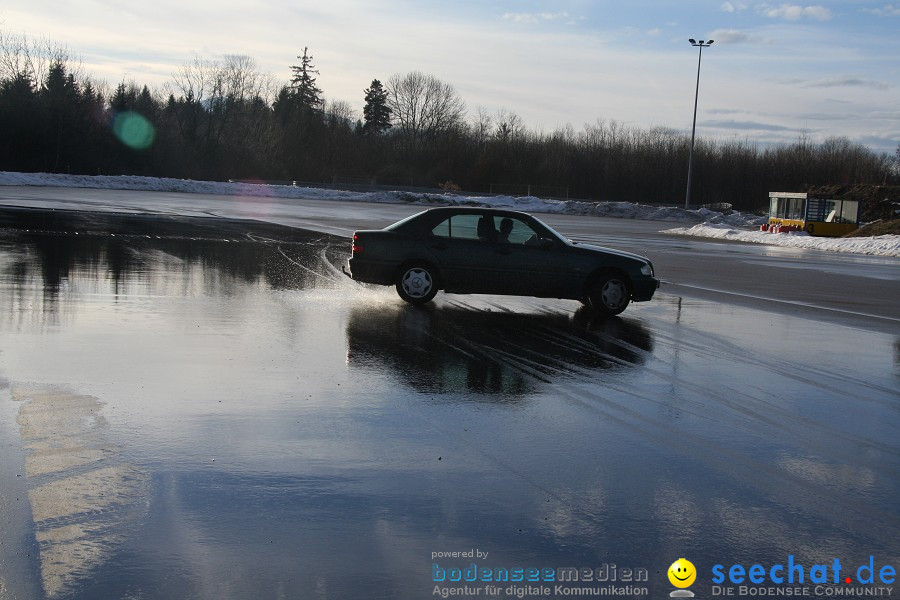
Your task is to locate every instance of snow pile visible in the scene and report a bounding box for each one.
[2,171,896,256]
[664,223,900,257]
[0,171,402,203]
[0,171,762,226]
[555,199,765,226]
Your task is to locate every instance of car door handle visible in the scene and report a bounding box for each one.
[494,247,511,255]
[431,242,448,251]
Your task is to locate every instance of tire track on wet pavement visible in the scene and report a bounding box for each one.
[405,299,898,547]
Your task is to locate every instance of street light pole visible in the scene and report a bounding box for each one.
[685,38,713,209]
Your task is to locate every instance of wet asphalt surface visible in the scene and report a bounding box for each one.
[0,207,898,600]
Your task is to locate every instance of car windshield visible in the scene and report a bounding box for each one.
[528,214,570,244]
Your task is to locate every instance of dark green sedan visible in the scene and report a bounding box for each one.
[345,207,659,315]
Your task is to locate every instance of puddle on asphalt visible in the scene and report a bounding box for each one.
[14,386,149,597]
[0,208,897,599]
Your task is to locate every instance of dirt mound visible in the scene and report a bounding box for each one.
[806,184,900,222]
[844,219,900,237]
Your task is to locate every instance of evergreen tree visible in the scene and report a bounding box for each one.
[77,81,115,174]
[135,85,157,120]
[289,47,323,112]
[110,82,134,112]
[362,79,391,135]
[0,71,40,171]
[40,61,82,172]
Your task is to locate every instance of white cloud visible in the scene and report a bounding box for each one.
[502,11,570,24]
[647,28,662,36]
[804,77,891,91]
[862,4,900,16]
[801,5,833,20]
[720,2,748,12]
[759,4,833,21]
[707,29,760,44]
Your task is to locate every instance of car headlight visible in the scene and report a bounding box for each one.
[640,263,653,277]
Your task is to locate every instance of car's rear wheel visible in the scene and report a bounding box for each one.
[396,264,438,304]
[588,275,631,316]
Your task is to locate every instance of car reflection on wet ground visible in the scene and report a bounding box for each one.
[346,303,653,397]
[0,208,897,600]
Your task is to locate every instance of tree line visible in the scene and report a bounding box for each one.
[0,32,895,211]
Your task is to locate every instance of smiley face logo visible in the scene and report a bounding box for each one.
[668,558,697,588]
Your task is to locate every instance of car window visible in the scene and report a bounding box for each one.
[496,217,541,245]
[385,210,428,231]
[431,215,544,244]
[432,215,489,241]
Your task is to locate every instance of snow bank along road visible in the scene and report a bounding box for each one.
[3,170,899,257]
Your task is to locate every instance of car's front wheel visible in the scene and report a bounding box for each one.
[396,264,438,304]
[588,275,631,316]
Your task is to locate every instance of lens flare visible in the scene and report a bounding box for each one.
[113,111,155,150]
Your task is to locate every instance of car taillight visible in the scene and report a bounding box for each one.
[352,233,362,254]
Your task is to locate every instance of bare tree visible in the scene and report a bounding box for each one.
[386,71,466,139]
[167,54,273,147]
[895,143,899,173]
[325,98,355,124]
[168,56,212,105]
[470,106,493,146]
[220,55,271,103]
[494,108,525,142]
[0,29,30,81]
[0,28,82,85]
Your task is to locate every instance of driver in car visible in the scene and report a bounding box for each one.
[497,218,514,243]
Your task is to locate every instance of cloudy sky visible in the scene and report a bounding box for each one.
[2,0,898,152]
